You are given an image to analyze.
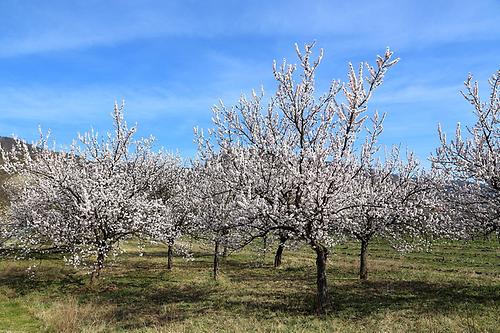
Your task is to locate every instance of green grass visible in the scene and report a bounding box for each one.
[0,239,498,332]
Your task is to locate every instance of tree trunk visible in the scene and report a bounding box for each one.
[221,229,229,259]
[313,242,329,314]
[213,240,220,280]
[262,234,268,260]
[96,250,105,271]
[359,239,369,280]
[167,240,174,270]
[274,243,285,268]
[274,234,289,268]
[91,244,108,283]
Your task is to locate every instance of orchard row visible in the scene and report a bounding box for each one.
[0,44,498,313]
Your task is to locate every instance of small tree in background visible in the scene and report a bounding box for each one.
[189,149,253,280]
[341,142,443,280]
[144,157,194,270]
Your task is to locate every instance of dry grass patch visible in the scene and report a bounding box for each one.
[34,296,115,333]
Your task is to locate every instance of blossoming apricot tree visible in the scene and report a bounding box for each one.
[432,70,499,239]
[0,104,177,279]
[197,43,399,312]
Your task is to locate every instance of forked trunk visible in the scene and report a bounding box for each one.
[313,242,329,314]
[359,239,369,280]
[213,240,220,280]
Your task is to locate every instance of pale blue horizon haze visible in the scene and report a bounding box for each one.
[0,0,499,167]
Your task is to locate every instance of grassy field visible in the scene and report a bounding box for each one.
[0,239,498,332]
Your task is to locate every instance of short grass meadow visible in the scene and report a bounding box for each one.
[0,239,498,332]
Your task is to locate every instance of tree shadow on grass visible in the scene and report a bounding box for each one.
[203,278,499,320]
[93,282,218,329]
[0,262,83,296]
[331,279,499,318]
[0,255,498,328]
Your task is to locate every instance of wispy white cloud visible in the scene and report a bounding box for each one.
[0,82,248,151]
[1,0,498,57]
[0,84,217,123]
[0,0,498,159]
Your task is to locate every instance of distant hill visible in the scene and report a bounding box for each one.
[0,136,25,207]
[0,136,36,162]
[0,136,17,149]
[0,137,17,161]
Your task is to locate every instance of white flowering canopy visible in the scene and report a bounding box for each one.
[198,43,400,246]
[0,103,179,274]
[432,70,499,237]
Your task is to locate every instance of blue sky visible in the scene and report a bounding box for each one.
[0,0,499,165]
